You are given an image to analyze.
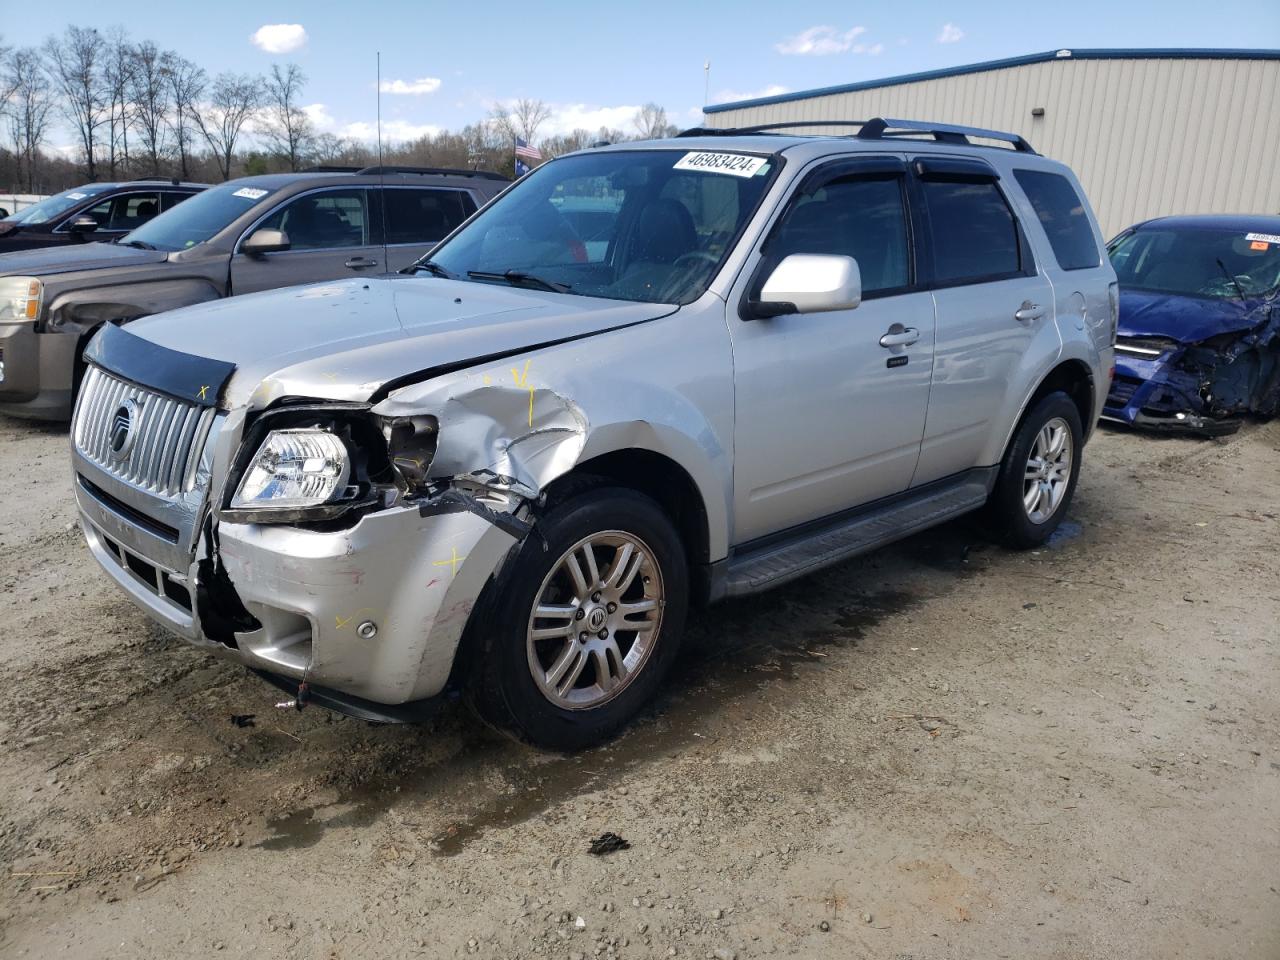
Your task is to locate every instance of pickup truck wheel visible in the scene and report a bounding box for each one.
[467,487,688,751]
[985,391,1082,549]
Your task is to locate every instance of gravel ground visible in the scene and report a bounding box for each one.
[0,412,1277,960]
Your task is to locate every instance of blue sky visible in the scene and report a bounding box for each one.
[8,0,1279,149]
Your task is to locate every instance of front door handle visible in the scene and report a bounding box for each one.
[1014,301,1045,322]
[879,326,920,348]
[345,257,379,270]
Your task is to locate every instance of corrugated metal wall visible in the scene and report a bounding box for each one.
[704,56,1280,238]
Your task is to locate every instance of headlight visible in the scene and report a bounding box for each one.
[230,429,351,511]
[0,276,42,324]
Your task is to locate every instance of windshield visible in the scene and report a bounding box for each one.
[5,185,112,225]
[119,181,275,252]
[425,149,777,304]
[1109,226,1280,301]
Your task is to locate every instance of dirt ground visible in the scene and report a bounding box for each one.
[0,412,1277,960]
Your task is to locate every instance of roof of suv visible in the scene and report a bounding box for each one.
[215,168,508,192]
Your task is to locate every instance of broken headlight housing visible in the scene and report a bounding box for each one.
[0,277,42,324]
[230,429,351,511]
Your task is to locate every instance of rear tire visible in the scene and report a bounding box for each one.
[466,487,688,751]
[984,391,1083,549]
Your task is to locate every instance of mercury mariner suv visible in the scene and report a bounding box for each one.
[71,119,1116,750]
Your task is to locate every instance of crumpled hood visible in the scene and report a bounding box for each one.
[126,276,673,409]
[0,240,168,277]
[1117,288,1269,344]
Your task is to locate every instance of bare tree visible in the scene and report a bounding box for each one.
[163,54,204,180]
[541,128,595,159]
[490,97,551,145]
[43,26,107,179]
[260,63,313,171]
[193,72,262,180]
[102,27,136,176]
[5,48,55,190]
[633,103,678,140]
[128,40,170,176]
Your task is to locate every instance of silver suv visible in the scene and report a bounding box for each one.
[71,119,1116,749]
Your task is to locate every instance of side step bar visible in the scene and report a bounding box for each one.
[722,470,995,598]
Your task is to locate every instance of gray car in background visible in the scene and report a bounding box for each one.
[0,166,507,419]
[70,120,1115,749]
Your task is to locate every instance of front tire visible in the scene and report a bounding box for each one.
[984,391,1083,548]
[466,487,689,751]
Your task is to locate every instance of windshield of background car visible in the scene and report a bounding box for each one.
[1109,226,1280,300]
[118,182,275,252]
[426,149,778,304]
[5,185,112,225]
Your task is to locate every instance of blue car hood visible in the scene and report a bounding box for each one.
[1117,289,1266,345]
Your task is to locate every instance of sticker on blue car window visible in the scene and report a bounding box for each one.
[673,152,768,178]
[232,187,269,201]
[67,192,87,200]
[1245,232,1280,245]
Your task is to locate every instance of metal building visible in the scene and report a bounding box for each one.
[702,48,1280,238]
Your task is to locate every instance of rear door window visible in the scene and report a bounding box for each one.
[921,180,1024,284]
[258,189,370,250]
[1013,170,1099,270]
[381,188,476,244]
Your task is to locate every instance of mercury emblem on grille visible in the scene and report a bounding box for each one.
[107,397,141,461]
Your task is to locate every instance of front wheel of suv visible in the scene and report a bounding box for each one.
[984,391,1083,549]
[466,487,689,751]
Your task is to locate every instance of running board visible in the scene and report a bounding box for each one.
[722,471,994,598]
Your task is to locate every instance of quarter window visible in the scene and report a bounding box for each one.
[921,181,1023,284]
[1014,170,1099,271]
[382,188,476,244]
[259,189,369,250]
[764,176,910,294]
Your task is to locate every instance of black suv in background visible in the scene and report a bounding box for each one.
[0,180,207,253]
[0,167,507,419]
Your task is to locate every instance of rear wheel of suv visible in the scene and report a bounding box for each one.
[466,487,689,751]
[984,391,1083,549]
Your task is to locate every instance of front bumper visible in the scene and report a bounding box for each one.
[76,474,522,706]
[1102,350,1240,436]
[0,322,78,420]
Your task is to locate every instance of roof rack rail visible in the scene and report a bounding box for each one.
[677,117,1036,153]
[303,164,364,173]
[355,165,509,181]
[128,176,182,185]
[857,117,1036,153]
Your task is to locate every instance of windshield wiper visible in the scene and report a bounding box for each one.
[467,269,571,294]
[117,239,156,250]
[403,259,456,279]
[1215,258,1248,302]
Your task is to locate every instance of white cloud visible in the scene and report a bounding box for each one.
[379,77,442,96]
[937,23,965,44]
[250,23,308,54]
[714,84,790,104]
[541,103,641,137]
[776,25,869,56]
[303,103,437,143]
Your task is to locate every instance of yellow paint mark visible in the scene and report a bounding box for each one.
[509,359,535,427]
[432,547,466,576]
[335,614,353,629]
[483,373,492,385]
[197,385,209,400]
[322,371,339,381]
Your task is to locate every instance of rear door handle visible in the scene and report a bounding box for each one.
[879,326,920,348]
[345,257,379,270]
[1014,301,1045,322]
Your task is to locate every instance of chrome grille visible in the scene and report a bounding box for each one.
[73,366,216,498]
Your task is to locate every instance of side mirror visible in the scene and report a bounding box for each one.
[242,228,291,256]
[751,254,862,318]
[68,215,99,235]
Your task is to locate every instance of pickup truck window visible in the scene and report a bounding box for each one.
[427,149,776,305]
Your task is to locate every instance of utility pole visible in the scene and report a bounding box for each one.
[703,60,711,107]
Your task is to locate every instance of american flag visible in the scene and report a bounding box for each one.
[514,138,542,162]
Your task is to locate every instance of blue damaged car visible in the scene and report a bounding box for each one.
[1103,215,1280,435]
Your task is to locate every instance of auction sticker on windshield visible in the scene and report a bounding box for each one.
[1245,232,1280,245]
[673,152,768,178]
[232,187,269,201]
